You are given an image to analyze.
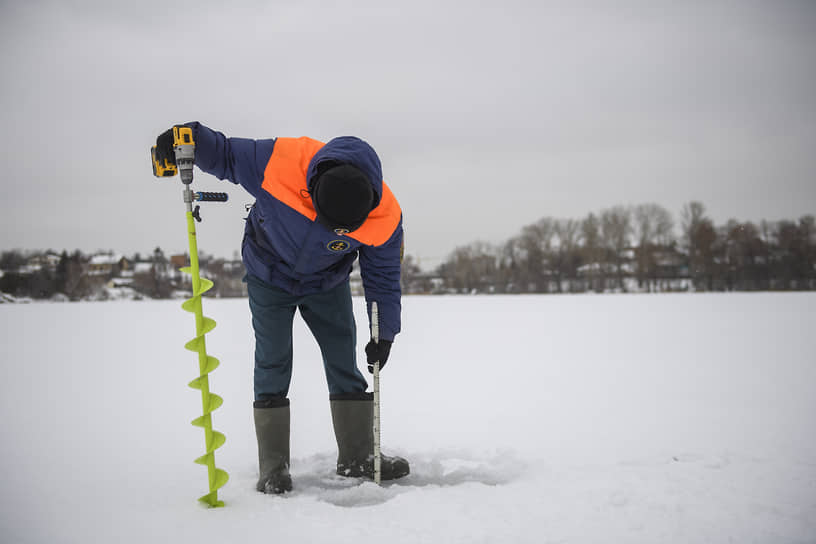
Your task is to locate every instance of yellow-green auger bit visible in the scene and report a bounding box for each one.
[182,263,229,507]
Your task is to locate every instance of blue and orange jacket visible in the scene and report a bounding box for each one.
[187,122,402,341]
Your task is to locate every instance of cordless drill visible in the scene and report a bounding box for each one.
[151,126,195,184]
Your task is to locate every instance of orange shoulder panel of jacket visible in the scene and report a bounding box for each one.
[261,136,326,220]
[347,182,402,246]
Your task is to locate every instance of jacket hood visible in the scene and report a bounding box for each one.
[307,136,384,207]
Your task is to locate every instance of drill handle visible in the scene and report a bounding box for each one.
[151,146,177,177]
[195,192,229,203]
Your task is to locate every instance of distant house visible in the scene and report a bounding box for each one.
[88,253,130,276]
[170,254,188,269]
[654,247,688,279]
[19,251,62,274]
[405,271,447,294]
[107,277,134,288]
[28,252,62,270]
[619,248,636,261]
[221,260,244,273]
[132,261,153,275]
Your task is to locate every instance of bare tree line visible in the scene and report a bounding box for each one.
[415,201,816,294]
[3,200,814,300]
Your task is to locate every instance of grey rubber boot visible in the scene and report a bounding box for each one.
[253,399,292,494]
[330,394,410,480]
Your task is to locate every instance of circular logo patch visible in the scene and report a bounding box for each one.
[327,240,351,252]
[334,228,350,235]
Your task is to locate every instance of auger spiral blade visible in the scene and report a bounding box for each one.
[180,211,229,507]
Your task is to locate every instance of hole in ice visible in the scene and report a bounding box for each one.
[286,450,524,507]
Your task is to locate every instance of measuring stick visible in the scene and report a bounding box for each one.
[371,302,382,485]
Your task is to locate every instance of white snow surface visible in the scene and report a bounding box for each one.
[1,293,815,543]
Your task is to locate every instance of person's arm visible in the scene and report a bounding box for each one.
[359,222,403,342]
[185,122,276,199]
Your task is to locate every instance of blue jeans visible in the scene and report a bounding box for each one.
[246,274,368,400]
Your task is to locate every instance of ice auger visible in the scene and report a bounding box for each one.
[151,126,229,507]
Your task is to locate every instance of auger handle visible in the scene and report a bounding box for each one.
[195,192,229,202]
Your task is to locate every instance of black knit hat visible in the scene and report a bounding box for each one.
[313,164,374,231]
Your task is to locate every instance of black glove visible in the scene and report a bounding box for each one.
[365,339,392,373]
[154,127,177,168]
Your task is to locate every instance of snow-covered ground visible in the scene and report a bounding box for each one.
[1,293,815,543]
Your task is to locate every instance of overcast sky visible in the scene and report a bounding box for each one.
[1,0,814,269]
